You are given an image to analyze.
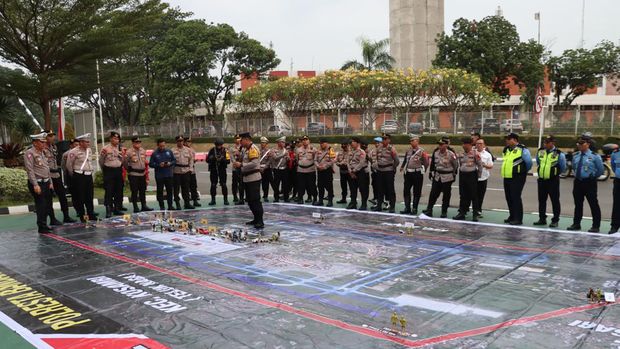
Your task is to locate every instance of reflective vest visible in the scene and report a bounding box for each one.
[501,145,525,179]
[537,148,561,180]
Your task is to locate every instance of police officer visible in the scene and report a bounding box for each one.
[373,133,399,213]
[271,136,290,202]
[611,145,620,234]
[368,137,381,207]
[149,138,176,210]
[44,130,76,223]
[533,135,566,228]
[259,137,274,202]
[295,135,317,205]
[65,133,96,222]
[230,135,244,205]
[453,138,482,221]
[400,135,429,215]
[99,131,125,217]
[184,137,201,207]
[206,138,230,205]
[61,138,79,215]
[335,139,351,204]
[423,138,458,218]
[567,137,604,232]
[124,137,153,213]
[172,135,194,210]
[501,133,532,226]
[233,132,264,229]
[25,132,54,234]
[315,138,336,207]
[347,137,369,210]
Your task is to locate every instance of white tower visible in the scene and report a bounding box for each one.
[389,0,445,70]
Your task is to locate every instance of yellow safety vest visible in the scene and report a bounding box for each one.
[537,149,560,180]
[501,146,525,179]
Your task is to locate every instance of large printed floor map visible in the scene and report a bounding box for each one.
[1,204,620,348]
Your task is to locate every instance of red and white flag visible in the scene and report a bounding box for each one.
[57,97,65,140]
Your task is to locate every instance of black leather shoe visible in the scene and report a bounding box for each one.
[346,203,357,210]
[120,206,128,211]
[112,210,123,215]
[312,201,323,206]
[411,209,418,215]
[509,221,523,226]
[588,227,600,233]
[175,202,182,210]
[193,200,202,207]
[566,224,581,231]
[253,222,265,229]
[141,205,153,212]
[533,220,547,226]
[224,200,230,206]
[245,220,256,225]
[296,200,304,205]
[63,216,77,223]
[50,219,63,226]
[235,200,245,205]
[184,204,195,210]
[422,209,433,217]
[326,200,333,207]
[400,209,412,214]
[549,222,558,228]
[208,201,216,206]
[358,205,367,211]
[263,197,269,203]
[440,212,447,218]
[305,199,313,204]
[504,218,511,223]
[336,199,347,204]
[609,227,619,234]
[472,215,478,222]
[452,213,465,220]
[388,208,395,213]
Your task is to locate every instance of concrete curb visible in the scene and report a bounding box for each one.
[0,194,210,215]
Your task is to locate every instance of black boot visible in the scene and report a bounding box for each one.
[105,206,112,218]
[235,199,245,205]
[422,208,433,217]
[233,195,239,203]
[50,217,63,226]
[224,197,230,205]
[112,205,124,215]
[346,202,357,210]
[133,203,141,213]
[326,199,333,207]
[184,201,195,210]
[440,210,448,218]
[336,198,347,204]
[141,203,153,212]
[400,207,412,214]
[193,199,202,207]
[159,201,165,210]
[175,201,182,210]
[452,213,466,220]
[313,199,323,206]
[63,211,76,223]
[208,197,216,206]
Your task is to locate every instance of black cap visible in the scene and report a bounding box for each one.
[381,133,391,139]
[301,135,309,141]
[543,135,556,143]
[351,136,361,144]
[234,134,241,139]
[461,137,473,144]
[437,138,448,145]
[131,136,141,143]
[505,132,519,141]
[340,138,350,145]
[43,129,56,136]
[109,131,120,139]
[239,132,252,139]
[214,138,224,145]
[175,135,184,142]
[319,138,328,143]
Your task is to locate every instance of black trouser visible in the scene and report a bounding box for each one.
[458,171,479,215]
[403,171,423,212]
[72,173,94,217]
[350,171,369,206]
[273,169,290,201]
[376,170,396,209]
[537,177,561,223]
[261,168,273,198]
[296,171,317,201]
[210,167,228,199]
[371,171,378,199]
[28,182,52,232]
[51,176,70,218]
[156,176,174,208]
[612,179,620,229]
[503,175,527,223]
[573,178,601,228]
[245,180,264,224]
[190,172,199,201]
[475,180,488,214]
[232,169,243,201]
[289,168,298,198]
[173,172,191,204]
[128,175,147,207]
[339,172,350,199]
[103,167,124,210]
[317,169,334,202]
[426,180,452,212]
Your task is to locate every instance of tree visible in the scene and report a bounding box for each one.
[0,0,169,129]
[434,16,545,100]
[151,21,279,120]
[548,41,620,106]
[341,38,395,71]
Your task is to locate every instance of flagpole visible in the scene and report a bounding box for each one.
[96,59,105,152]
[57,97,64,141]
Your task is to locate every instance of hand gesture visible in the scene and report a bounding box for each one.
[34,185,41,195]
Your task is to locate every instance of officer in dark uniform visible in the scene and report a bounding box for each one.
[335,139,351,204]
[400,135,429,215]
[44,130,76,223]
[567,137,604,232]
[271,136,290,202]
[373,133,399,213]
[124,136,153,213]
[347,137,369,210]
[99,131,125,217]
[611,145,620,234]
[230,135,244,204]
[500,133,532,225]
[65,133,96,222]
[149,138,176,210]
[314,138,336,207]
[24,132,54,234]
[533,135,566,228]
[233,132,264,229]
[61,138,79,215]
[453,137,482,222]
[207,138,230,205]
[184,137,201,207]
[172,135,194,210]
[423,138,458,218]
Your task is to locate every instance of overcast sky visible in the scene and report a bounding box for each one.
[168,0,619,71]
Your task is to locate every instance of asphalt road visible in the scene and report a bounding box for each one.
[178,161,615,221]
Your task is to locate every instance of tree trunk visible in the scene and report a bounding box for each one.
[39,97,51,131]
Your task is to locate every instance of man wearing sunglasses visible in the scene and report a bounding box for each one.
[567,137,604,232]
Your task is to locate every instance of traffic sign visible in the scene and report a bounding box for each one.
[534,87,544,114]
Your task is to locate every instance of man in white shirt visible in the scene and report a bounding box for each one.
[474,138,493,219]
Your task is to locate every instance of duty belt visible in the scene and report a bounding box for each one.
[298,164,314,169]
[406,168,423,173]
[242,169,260,176]
[128,168,144,173]
[49,168,61,173]
[36,178,50,183]
[74,170,92,175]
[378,164,393,168]
[437,170,454,174]
[176,164,189,167]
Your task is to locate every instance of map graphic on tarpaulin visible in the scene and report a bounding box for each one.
[0,204,619,348]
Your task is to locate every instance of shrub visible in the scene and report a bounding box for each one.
[0,143,25,168]
[94,170,104,188]
[0,167,30,202]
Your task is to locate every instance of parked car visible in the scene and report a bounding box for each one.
[471,118,499,134]
[407,122,424,135]
[380,120,401,134]
[307,122,330,135]
[191,126,217,137]
[266,125,292,136]
[500,119,524,133]
[332,125,354,135]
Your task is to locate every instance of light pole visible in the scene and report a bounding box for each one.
[534,12,541,44]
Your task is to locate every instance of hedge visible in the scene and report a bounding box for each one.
[137,134,620,149]
[0,167,30,202]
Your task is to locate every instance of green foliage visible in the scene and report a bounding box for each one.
[94,171,104,189]
[341,38,395,71]
[547,41,620,107]
[434,16,545,100]
[0,167,30,201]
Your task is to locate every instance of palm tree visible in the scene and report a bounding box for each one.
[341,37,395,71]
